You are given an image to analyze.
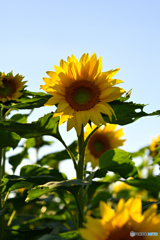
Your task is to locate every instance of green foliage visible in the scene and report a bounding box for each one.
[103,100,160,125]
[26,179,90,202]
[99,149,139,178]
[0,90,160,239]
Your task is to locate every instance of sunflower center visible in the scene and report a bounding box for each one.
[73,87,92,105]
[88,133,110,158]
[93,140,105,153]
[0,80,15,97]
[65,80,100,111]
[106,226,145,240]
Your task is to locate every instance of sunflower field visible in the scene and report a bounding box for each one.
[0,54,160,240]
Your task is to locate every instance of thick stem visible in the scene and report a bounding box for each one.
[77,126,85,228]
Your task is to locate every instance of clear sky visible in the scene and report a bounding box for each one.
[1,0,160,177]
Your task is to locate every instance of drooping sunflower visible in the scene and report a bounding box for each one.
[79,197,160,240]
[40,53,126,135]
[150,135,160,158]
[0,71,26,103]
[84,123,126,168]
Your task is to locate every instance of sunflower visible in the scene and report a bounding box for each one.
[150,135,160,158]
[79,197,160,240]
[0,71,26,103]
[41,53,125,136]
[84,123,126,168]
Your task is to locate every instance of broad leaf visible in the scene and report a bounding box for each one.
[26,179,90,202]
[0,129,20,149]
[99,149,139,178]
[103,100,160,125]
[9,148,29,173]
[3,90,51,110]
[125,177,160,194]
[0,113,61,140]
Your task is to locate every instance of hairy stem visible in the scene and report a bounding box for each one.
[77,126,85,228]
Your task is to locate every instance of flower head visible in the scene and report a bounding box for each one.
[84,123,126,168]
[150,135,160,158]
[41,53,125,135]
[0,71,26,103]
[79,197,160,240]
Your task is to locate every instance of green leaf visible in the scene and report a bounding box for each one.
[0,207,10,216]
[0,113,61,140]
[103,100,160,125]
[9,148,29,173]
[60,231,81,239]
[37,141,78,167]
[20,165,66,180]
[99,149,139,178]
[26,179,90,202]
[0,175,34,193]
[11,113,28,123]
[38,234,66,240]
[0,129,20,149]
[3,90,51,110]
[0,165,67,193]
[125,177,160,193]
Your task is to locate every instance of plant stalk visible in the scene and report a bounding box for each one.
[77,126,85,228]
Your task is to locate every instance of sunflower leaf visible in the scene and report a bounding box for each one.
[125,177,160,194]
[26,179,90,202]
[0,129,20,149]
[103,100,160,125]
[99,149,139,178]
[3,90,51,109]
[0,113,61,140]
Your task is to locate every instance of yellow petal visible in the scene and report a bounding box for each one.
[44,96,64,106]
[100,201,115,221]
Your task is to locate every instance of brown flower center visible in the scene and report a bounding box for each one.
[88,133,110,158]
[106,226,145,240]
[0,80,16,97]
[65,80,100,111]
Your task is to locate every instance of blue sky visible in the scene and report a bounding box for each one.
[1,0,160,177]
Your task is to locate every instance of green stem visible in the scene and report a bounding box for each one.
[59,190,77,230]
[77,126,85,228]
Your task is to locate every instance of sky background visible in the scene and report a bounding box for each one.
[1,0,160,178]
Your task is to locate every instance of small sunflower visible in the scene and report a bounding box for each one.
[79,197,160,240]
[150,135,160,158]
[84,123,126,168]
[41,53,125,135]
[0,71,26,103]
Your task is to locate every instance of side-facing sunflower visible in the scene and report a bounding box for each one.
[79,197,160,240]
[150,135,160,158]
[40,53,126,135]
[0,71,26,103]
[84,123,126,168]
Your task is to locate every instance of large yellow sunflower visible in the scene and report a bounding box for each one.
[150,135,160,158]
[0,72,26,103]
[79,197,160,240]
[40,53,125,135]
[84,123,126,168]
